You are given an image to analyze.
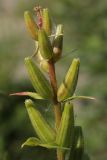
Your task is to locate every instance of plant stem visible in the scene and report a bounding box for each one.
[57,150,64,160]
[48,59,57,102]
[53,103,62,129]
[48,59,62,129]
[48,59,63,160]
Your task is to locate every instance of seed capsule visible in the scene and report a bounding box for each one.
[56,102,74,153]
[24,57,53,99]
[38,29,53,60]
[24,11,38,40]
[42,8,52,35]
[53,24,63,62]
[57,58,80,102]
[25,99,56,143]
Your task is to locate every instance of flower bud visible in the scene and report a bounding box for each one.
[24,11,38,40]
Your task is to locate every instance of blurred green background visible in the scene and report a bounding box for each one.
[0,0,107,160]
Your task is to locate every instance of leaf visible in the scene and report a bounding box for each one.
[61,95,96,103]
[21,137,41,148]
[10,92,45,100]
[21,137,70,150]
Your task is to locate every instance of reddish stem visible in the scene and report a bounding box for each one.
[48,59,57,104]
[48,59,62,129]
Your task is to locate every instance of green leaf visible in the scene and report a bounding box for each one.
[61,95,96,102]
[21,137,41,148]
[10,92,45,100]
[21,137,70,150]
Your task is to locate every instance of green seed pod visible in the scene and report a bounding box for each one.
[69,126,84,160]
[42,8,52,35]
[25,99,56,143]
[57,58,80,102]
[56,102,74,153]
[24,11,38,40]
[38,29,53,60]
[53,24,63,62]
[24,57,53,99]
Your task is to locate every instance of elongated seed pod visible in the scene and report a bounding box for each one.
[24,57,53,99]
[69,126,84,160]
[57,58,80,102]
[24,11,38,40]
[25,99,56,143]
[42,8,52,35]
[53,24,63,62]
[56,102,74,153]
[38,29,53,60]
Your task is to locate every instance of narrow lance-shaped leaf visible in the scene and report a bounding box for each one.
[21,137,70,150]
[62,95,96,103]
[10,92,44,100]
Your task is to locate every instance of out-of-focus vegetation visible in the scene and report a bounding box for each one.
[0,0,107,160]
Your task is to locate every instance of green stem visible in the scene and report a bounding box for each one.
[57,150,65,160]
[53,102,61,129]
